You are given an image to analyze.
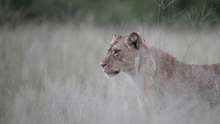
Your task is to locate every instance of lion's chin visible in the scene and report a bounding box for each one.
[105,73,115,78]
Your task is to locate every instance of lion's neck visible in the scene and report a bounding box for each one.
[126,42,180,85]
[123,43,156,90]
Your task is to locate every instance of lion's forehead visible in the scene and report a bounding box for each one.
[112,45,117,50]
[107,37,128,51]
[108,41,119,51]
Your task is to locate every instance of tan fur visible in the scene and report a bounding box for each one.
[100,32,220,102]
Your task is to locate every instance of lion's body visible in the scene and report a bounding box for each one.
[100,32,220,103]
[145,42,220,95]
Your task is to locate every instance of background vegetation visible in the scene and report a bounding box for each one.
[0,0,220,25]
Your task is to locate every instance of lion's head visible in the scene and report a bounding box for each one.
[100,32,143,77]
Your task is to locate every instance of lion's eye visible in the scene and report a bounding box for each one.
[114,50,120,54]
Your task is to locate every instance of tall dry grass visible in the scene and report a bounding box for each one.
[0,21,220,124]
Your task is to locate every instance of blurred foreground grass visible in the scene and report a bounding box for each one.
[0,21,220,124]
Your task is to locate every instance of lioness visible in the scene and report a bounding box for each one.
[100,32,220,103]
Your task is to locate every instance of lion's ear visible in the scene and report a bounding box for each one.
[113,33,122,39]
[126,32,142,50]
[111,33,122,44]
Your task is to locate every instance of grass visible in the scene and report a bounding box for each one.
[0,20,220,124]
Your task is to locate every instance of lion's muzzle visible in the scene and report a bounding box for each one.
[100,62,107,68]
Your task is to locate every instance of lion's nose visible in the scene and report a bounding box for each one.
[100,62,107,68]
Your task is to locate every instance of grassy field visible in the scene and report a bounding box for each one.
[0,21,220,124]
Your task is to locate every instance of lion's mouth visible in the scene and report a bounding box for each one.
[113,70,120,75]
[104,70,121,77]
